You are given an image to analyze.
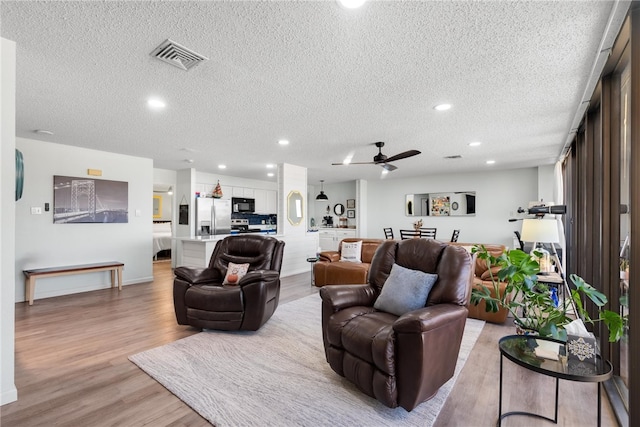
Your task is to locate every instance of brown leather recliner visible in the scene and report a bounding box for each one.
[320,239,474,411]
[173,235,285,331]
[313,238,384,287]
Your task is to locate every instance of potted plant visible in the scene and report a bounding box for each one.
[470,245,626,343]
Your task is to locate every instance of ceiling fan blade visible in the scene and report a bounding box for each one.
[331,161,375,165]
[380,163,398,172]
[383,150,421,163]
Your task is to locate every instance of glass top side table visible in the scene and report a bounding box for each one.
[498,334,612,427]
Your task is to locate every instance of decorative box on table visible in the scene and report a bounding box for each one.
[565,334,597,364]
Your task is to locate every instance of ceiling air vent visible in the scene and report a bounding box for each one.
[150,39,208,71]
[444,155,463,159]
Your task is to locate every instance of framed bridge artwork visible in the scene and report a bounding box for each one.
[53,175,128,224]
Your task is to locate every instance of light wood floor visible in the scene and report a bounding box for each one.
[1,261,617,426]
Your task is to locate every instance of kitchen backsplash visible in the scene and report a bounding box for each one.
[232,213,277,226]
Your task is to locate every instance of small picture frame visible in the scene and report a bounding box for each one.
[347,210,355,218]
[347,199,355,209]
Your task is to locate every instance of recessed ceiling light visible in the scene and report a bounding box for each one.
[35,129,54,135]
[468,141,482,147]
[185,159,194,164]
[218,164,226,169]
[147,98,166,110]
[337,0,367,9]
[267,173,274,177]
[266,164,275,169]
[434,103,452,111]
[486,160,496,165]
[278,139,289,146]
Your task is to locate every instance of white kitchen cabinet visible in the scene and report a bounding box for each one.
[243,188,254,197]
[266,190,277,214]
[253,189,267,213]
[318,228,357,251]
[232,186,244,197]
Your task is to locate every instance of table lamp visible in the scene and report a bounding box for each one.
[520,219,560,274]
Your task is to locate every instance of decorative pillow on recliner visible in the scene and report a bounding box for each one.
[373,263,438,316]
[223,262,250,285]
[340,241,363,263]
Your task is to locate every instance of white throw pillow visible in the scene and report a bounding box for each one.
[223,262,250,285]
[340,241,363,263]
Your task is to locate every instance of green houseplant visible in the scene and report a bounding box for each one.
[470,245,626,342]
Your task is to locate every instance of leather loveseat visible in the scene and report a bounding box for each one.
[320,238,475,411]
[451,243,510,323]
[313,238,384,287]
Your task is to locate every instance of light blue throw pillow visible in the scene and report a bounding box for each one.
[373,263,438,316]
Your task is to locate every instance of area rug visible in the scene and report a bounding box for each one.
[129,294,484,426]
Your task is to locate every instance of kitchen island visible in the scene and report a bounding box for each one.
[175,231,318,277]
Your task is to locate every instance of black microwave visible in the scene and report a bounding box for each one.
[232,197,255,213]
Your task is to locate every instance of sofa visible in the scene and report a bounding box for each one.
[313,238,384,287]
[451,243,509,323]
[320,238,475,410]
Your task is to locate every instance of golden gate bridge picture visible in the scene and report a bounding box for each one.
[53,176,128,223]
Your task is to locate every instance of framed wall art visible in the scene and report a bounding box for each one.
[53,175,128,224]
[347,210,355,218]
[347,199,355,209]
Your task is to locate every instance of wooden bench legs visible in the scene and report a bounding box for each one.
[24,263,124,306]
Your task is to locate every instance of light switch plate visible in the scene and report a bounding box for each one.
[135,209,141,217]
[31,207,42,215]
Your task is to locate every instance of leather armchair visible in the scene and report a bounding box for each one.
[173,235,285,331]
[320,239,474,411]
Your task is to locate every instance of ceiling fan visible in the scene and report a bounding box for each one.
[332,142,421,171]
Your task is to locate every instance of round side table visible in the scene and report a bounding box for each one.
[306,257,318,287]
[498,334,612,427]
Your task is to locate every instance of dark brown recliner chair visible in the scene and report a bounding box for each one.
[173,235,285,331]
[320,239,474,411]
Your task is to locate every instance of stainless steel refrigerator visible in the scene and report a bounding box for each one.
[195,198,231,236]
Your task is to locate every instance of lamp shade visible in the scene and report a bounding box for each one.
[520,219,560,243]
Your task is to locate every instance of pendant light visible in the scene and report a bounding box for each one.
[316,180,329,201]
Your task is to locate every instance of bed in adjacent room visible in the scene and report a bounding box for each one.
[153,221,172,260]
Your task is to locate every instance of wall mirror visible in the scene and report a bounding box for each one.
[287,190,304,225]
[334,203,345,216]
[153,195,162,218]
[405,192,476,217]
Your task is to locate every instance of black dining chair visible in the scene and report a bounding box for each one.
[450,229,460,242]
[420,228,437,239]
[383,228,394,239]
[399,229,421,240]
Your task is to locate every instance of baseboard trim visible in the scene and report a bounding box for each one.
[1,385,18,405]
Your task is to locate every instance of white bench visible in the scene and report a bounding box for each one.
[23,261,124,305]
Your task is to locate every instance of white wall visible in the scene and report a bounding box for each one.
[14,138,154,303]
[537,165,555,204]
[308,181,357,228]
[278,163,318,275]
[195,171,277,198]
[364,167,543,248]
[1,37,18,405]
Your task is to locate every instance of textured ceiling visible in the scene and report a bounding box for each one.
[0,1,626,184]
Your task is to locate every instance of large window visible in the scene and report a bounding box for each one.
[564,8,639,424]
